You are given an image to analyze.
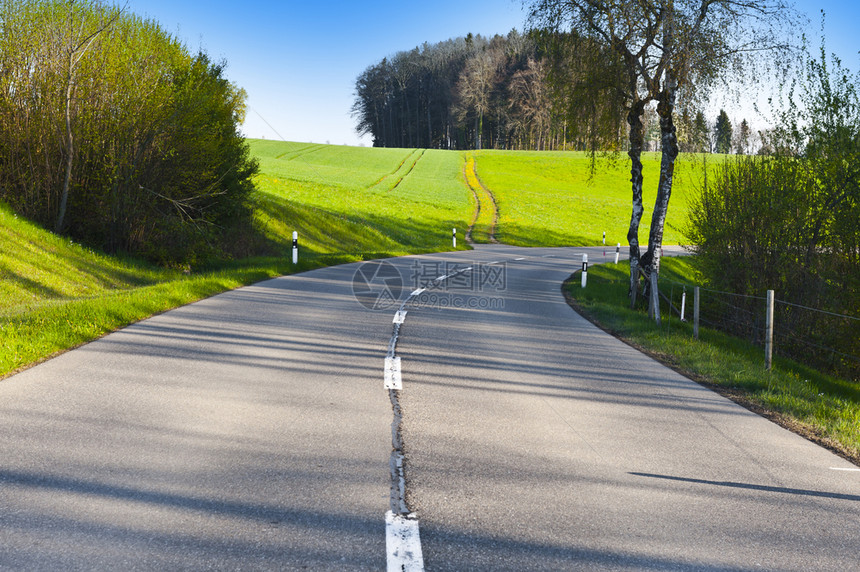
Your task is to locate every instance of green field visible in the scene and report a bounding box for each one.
[250,140,472,256]
[249,140,712,254]
[0,201,327,377]
[474,150,712,247]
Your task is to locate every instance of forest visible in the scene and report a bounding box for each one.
[352,30,748,153]
[352,30,619,151]
[0,0,258,266]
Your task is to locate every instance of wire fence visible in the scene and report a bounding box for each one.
[658,278,860,382]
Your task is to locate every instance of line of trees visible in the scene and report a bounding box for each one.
[0,0,258,266]
[352,31,625,151]
[353,31,774,160]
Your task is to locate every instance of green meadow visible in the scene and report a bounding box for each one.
[250,140,472,256]
[0,201,318,376]
[474,149,712,247]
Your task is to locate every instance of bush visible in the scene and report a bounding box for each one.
[0,0,258,266]
[685,36,860,380]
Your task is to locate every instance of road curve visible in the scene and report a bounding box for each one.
[0,244,857,571]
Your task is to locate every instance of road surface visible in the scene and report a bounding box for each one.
[0,244,857,570]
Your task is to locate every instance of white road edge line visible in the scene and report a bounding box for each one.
[386,511,424,571]
[393,310,407,324]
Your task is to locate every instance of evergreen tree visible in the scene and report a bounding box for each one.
[735,118,751,154]
[714,109,733,154]
[693,111,710,153]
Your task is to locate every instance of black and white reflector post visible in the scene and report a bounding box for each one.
[452,228,456,248]
[292,231,298,264]
[614,243,620,264]
[680,287,687,321]
[581,253,588,288]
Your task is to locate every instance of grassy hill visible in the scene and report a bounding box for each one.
[0,201,306,378]
[248,140,711,254]
[473,149,711,247]
[250,140,472,257]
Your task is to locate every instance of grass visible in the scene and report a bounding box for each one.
[565,256,860,465]
[0,199,362,378]
[474,150,719,247]
[250,140,472,256]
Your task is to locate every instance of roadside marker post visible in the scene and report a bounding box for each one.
[603,231,606,257]
[292,231,298,264]
[452,228,456,249]
[680,287,687,321]
[614,243,620,264]
[581,254,588,288]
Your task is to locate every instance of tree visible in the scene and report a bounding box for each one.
[526,0,797,317]
[509,57,552,149]
[693,110,710,152]
[735,118,751,154]
[0,0,258,265]
[714,109,733,153]
[455,45,503,150]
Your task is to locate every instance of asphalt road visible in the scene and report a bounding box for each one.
[1,244,857,570]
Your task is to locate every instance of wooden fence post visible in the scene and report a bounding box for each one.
[693,286,700,340]
[765,290,774,370]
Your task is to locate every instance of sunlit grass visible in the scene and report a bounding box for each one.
[0,199,361,378]
[475,150,720,247]
[249,140,472,256]
[464,153,497,243]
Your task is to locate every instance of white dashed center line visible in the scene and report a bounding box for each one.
[384,356,402,390]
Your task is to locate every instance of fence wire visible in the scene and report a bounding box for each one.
[658,278,860,382]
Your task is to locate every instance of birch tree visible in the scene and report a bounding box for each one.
[526,0,797,316]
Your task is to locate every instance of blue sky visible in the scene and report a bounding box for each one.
[124,0,858,146]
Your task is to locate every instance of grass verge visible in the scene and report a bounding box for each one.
[0,253,362,379]
[564,257,860,466]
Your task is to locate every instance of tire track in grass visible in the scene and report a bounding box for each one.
[369,149,420,190]
[463,154,499,243]
[390,149,426,191]
[274,143,319,160]
[283,143,327,162]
